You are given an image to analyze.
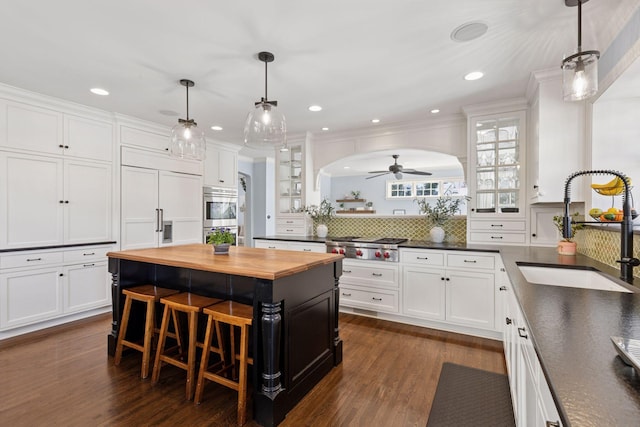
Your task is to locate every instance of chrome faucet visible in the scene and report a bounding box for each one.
[563,170,639,283]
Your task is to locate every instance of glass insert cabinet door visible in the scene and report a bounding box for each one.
[471,112,524,215]
[278,144,303,214]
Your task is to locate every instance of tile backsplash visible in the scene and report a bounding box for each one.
[575,226,640,279]
[314,216,467,242]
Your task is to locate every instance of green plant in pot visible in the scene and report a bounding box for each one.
[304,199,336,238]
[207,227,235,253]
[553,212,584,255]
[415,195,467,243]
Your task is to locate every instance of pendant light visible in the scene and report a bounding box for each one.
[561,0,600,101]
[169,79,206,160]
[244,51,287,150]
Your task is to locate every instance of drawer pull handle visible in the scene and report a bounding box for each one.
[342,293,352,297]
[499,286,507,291]
[303,249,311,251]
[518,327,528,339]
[372,297,383,301]
[505,317,512,325]
[416,257,429,260]
[26,258,42,262]
[83,263,95,267]
[286,221,294,224]
[286,229,294,232]
[83,252,96,256]
[268,246,276,249]
[546,422,560,427]
[343,270,352,273]
[500,267,506,272]
[463,259,477,263]
[491,236,503,239]
[371,273,383,277]
[491,224,503,227]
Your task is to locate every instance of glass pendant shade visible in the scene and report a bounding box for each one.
[562,51,599,101]
[169,79,206,160]
[561,0,599,102]
[244,101,287,149]
[243,51,287,150]
[170,120,206,160]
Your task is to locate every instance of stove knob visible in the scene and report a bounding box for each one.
[375,251,382,258]
[356,249,363,256]
[339,249,345,254]
[331,248,338,254]
[383,252,390,259]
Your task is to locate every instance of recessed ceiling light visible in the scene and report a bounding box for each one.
[451,22,488,43]
[343,166,351,169]
[90,88,109,96]
[210,125,223,131]
[322,127,329,131]
[371,119,380,123]
[430,109,440,114]
[464,71,484,81]
[308,105,322,112]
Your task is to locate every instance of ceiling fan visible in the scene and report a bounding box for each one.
[366,154,432,179]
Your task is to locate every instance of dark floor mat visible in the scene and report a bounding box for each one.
[426,362,515,427]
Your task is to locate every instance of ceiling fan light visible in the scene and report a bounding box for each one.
[395,172,403,180]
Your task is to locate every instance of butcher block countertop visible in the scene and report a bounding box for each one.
[107,243,344,281]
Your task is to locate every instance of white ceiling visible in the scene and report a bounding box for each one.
[1,1,638,155]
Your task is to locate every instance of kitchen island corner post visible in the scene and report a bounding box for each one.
[260,300,283,398]
[107,257,121,356]
[333,260,343,365]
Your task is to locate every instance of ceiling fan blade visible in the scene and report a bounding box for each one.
[368,170,390,174]
[366,172,390,179]
[403,170,433,176]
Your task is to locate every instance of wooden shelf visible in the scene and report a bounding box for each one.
[336,210,376,214]
[336,198,366,203]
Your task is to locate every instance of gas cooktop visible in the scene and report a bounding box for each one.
[328,236,408,245]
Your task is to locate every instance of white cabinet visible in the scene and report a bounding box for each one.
[121,166,202,250]
[401,249,496,331]
[527,70,585,203]
[466,108,527,245]
[502,272,563,427]
[204,144,238,188]
[254,239,324,252]
[529,206,563,247]
[120,125,169,152]
[0,152,112,249]
[275,214,312,236]
[0,244,112,332]
[339,259,399,313]
[1,100,113,162]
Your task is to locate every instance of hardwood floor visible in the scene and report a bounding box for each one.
[0,313,506,427]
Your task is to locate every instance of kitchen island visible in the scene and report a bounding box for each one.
[107,244,343,427]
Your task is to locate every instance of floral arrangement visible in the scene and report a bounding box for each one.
[206,227,235,245]
[553,212,584,242]
[304,198,336,224]
[415,195,467,226]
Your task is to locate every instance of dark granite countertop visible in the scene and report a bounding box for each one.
[255,235,640,424]
[500,246,640,427]
[253,235,328,243]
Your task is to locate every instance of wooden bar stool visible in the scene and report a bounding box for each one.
[152,292,224,400]
[195,301,254,426]
[114,285,180,379]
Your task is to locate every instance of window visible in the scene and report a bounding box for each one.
[387,178,467,199]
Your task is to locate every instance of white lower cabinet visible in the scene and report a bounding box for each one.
[0,245,112,333]
[503,278,562,427]
[401,249,496,331]
[254,239,324,253]
[339,259,399,313]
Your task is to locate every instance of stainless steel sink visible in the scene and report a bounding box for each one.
[517,264,633,293]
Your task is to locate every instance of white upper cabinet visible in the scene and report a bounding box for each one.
[1,100,113,162]
[527,70,585,203]
[120,125,169,152]
[204,143,238,188]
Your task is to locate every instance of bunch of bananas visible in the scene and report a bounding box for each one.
[591,176,632,196]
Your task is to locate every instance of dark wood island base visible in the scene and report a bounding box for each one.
[107,244,343,427]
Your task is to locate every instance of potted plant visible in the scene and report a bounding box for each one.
[206,227,236,254]
[553,212,584,255]
[415,195,467,243]
[304,198,336,238]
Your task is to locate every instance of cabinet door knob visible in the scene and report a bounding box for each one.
[505,317,512,325]
[532,233,537,237]
[499,286,507,291]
